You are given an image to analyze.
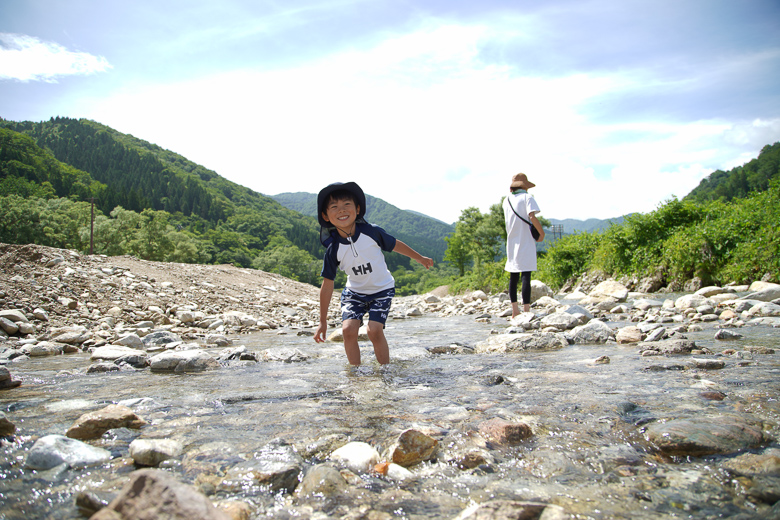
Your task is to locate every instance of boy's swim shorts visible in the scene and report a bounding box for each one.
[340,287,395,325]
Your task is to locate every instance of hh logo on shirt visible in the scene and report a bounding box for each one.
[352,262,373,276]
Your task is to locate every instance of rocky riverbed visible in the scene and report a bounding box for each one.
[1,242,780,520]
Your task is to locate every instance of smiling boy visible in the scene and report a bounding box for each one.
[313,182,433,366]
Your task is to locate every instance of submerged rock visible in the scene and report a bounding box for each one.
[25,434,112,470]
[644,415,768,457]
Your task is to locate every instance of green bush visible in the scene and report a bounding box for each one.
[536,231,601,289]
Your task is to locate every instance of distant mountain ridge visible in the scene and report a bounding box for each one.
[272,192,455,262]
[547,216,627,234]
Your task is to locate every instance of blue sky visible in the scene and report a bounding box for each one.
[2,0,779,223]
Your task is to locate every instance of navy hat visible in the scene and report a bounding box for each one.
[316,182,367,227]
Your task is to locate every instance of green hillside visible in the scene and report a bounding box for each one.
[684,142,780,203]
[0,117,448,286]
[273,192,454,262]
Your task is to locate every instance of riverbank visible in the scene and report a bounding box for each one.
[2,243,780,520]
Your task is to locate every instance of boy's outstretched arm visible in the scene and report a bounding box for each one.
[314,278,335,343]
[393,240,434,269]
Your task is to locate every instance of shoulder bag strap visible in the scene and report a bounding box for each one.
[508,200,532,226]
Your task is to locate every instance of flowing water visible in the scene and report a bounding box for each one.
[1,313,780,519]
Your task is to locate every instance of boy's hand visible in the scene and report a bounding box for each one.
[314,323,328,343]
[419,256,434,269]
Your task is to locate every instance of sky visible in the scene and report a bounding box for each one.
[1,0,779,224]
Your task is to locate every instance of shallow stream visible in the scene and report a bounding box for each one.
[2,313,780,519]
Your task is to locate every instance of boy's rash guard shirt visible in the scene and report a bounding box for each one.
[321,222,396,294]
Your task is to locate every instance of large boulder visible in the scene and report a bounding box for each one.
[475,332,568,353]
[645,415,767,457]
[674,294,714,310]
[530,280,554,302]
[66,404,147,440]
[91,345,146,362]
[90,468,230,520]
[25,434,111,470]
[588,280,629,302]
[567,321,615,344]
[540,312,580,330]
[148,350,220,373]
[742,284,780,303]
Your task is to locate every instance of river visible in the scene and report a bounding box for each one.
[2,310,780,519]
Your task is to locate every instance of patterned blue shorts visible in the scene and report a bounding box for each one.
[340,287,395,325]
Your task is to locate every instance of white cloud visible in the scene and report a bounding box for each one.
[0,33,112,82]
[79,20,779,223]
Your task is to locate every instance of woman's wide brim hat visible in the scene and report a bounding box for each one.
[510,173,535,190]
[316,181,366,227]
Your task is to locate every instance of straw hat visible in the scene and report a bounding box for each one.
[510,173,535,190]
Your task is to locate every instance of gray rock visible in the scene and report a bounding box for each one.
[205,334,231,346]
[743,285,780,302]
[746,302,780,317]
[25,434,112,470]
[641,339,699,355]
[261,348,308,362]
[50,327,90,344]
[0,310,29,323]
[91,468,230,520]
[475,332,568,353]
[0,317,19,335]
[715,329,743,340]
[588,280,629,302]
[674,294,714,310]
[633,299,664,311]
[453,500,565,520]
[91,345,144,361]
[115,333,144,348]
[566,320,615,344]
[21,341,65,357]
[142,330,182,348]
[129,438,183,467]
[644,327,667,342]
[32,308,49,321]
[149,350,219,372]
[540,312,580,330]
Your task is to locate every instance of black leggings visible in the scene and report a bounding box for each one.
[509,271,532,304]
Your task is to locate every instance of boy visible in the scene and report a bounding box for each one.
[313,182,434,365]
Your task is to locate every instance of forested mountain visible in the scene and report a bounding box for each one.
[0,118,324,273]
[0,117,441,283]
[273,192,454,262]
[684,142,780,204]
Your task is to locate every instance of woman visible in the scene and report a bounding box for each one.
[503,173,545,318]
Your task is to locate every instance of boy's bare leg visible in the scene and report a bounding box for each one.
[511,302,520,318]
[523,303,531,313]
[342,319,362,366]
[366,320,390,365]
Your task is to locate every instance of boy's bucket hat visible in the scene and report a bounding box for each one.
[317,182,367,227]
[510,173,535,190]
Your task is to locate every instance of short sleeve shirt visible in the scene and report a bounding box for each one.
[321,222,397,294]
[503,191,541,272]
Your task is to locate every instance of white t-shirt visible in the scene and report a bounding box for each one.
[321,222,396,294]
[503,191,541,272]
